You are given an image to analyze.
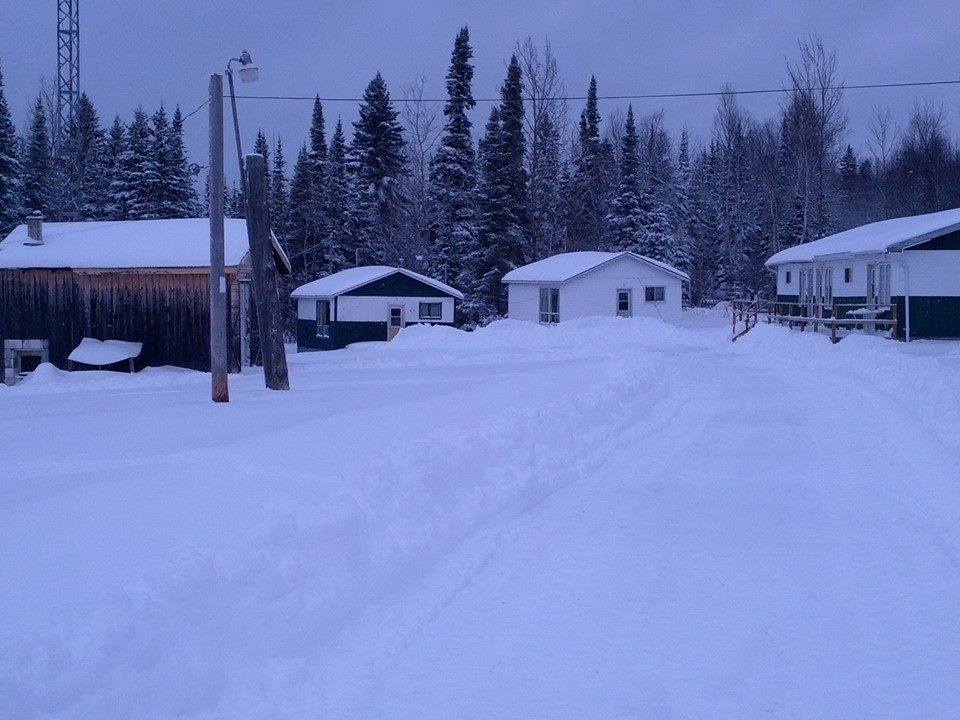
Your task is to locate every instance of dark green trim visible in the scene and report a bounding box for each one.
[901,296,960,338]
[343,271,455,298]
[906,228,960,251]
[297,319,388,351]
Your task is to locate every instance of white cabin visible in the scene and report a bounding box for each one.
[291,266,463,351]
[501,251,688,324]
[766,208,960,340]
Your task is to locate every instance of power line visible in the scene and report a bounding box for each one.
[179,77,960,123]
[233,78,960,104]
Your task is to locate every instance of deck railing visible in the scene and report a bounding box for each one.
[730,299,899,343]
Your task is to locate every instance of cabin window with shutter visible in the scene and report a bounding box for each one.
[316,300,331,338]
[785,270,792,285]
[419,301,443,321]
[644,286,665,303]
[844,267,852,283]
[539,287,560,324]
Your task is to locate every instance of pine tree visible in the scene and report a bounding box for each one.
[349,73,406,264]
[0,60,23,233]
[61,93,108,220]
[322,119,350,273]
[253,128,271,200]
[307,98,328,251]
[227,181,245,218]
[606,105,643,251]
[148,105,174,218]
[103,116,126,219]
[469,58,528,319]
[839,144,858,199]
[22,95,54,217]
[567,76,611,249]
[114,108,157,220]
[286,144,312,272]
[269,136,288,239]
[670,128,693,274]
[167,106,199,217]
[528,109,563,259]
[427,26,477,286]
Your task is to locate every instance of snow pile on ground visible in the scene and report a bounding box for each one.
[2,316,959,719]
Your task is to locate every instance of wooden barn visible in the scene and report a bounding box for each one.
[0,216,291,382]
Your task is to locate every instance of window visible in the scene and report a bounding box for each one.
[539,287,560,323]
[785,270,792,285]
[419,301,443,321]
[616,289,632,317]
[316,299,331,338]
[644,286,665,303]
[844,267,852,283]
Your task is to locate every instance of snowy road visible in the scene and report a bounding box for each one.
[2,315,960,719]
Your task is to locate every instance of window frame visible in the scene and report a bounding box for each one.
[315,299,331,338]
[844,267,852,284]
[785,270,792,285]
[644,286,665,303]
[418,301,443,322]
[539,287,560,324]
[616,288,632,317]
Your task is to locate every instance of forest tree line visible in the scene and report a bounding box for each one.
[2,31,960,323]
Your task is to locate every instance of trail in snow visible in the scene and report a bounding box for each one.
[2,315,959,719]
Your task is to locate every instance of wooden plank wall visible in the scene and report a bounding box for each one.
[0,269,242,372]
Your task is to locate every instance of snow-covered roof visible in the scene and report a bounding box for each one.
[291,266,464,299]
[765,208,960,266]
[501,251,690,284]
[0,218,292,272]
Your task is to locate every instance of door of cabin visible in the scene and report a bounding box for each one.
[387,306,404,340]
[799,268,815,315]
[867,263,891,307]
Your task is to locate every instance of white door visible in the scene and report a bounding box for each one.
[867,263,891,307]
[387,306,404,340]
[799,269,815,315]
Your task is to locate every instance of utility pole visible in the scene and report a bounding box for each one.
[244,153,289,390]
[209,74,229,402]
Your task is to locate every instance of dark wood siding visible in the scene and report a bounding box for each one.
[0,268,239,371]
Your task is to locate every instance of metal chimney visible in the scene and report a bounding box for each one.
[25,211,44,245]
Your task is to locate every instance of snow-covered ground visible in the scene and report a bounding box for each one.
[3,311,960,719]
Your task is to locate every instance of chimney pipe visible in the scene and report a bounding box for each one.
[25,211,44,246]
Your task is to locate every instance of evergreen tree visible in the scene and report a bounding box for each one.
[839,144,858,199]
[22,95,54,217]
[428,26,477,286]
[167,106,199,217]
[103,116,126,219]
[307,98,328,250]
[349,73,406,264]
[670,128,694,274]
[61,93,108,220]
[607,105,643,252]
[115,108,157,220]
[147,105,174,218]
[253,128,271,201]
[528,109,563,259]
[269,136,288,239]
[322,119,351,273]
[286,144,312,271]
[227,181,245,218]
[469,58,528,319]
[567,76,611,249]
[0,61,23,233]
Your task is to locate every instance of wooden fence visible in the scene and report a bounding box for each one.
[731,299,899,343]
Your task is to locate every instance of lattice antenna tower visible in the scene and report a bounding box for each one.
[56,0,80,153]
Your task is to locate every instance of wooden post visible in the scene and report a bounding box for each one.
[209,74,229,403]
[244,153,290,391]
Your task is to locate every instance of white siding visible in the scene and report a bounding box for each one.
[334,295,454,324]
[507,255,683,323]
[506,282,542,322]
[298,298,317,320]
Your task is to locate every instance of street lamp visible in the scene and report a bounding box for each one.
[225,49,260,192]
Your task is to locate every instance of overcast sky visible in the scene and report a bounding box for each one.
[3,1,960,182]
